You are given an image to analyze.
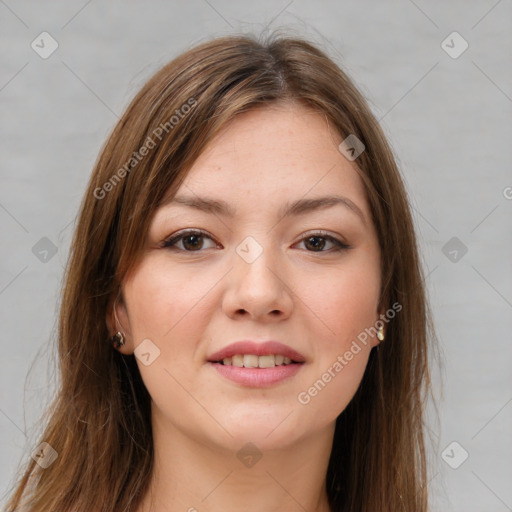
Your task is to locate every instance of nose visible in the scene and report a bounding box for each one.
[222,239,293,322]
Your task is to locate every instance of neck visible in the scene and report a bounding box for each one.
[137,408,335,512]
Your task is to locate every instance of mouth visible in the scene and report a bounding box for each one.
[207,340,306,365]
[207,354,305,388]
[212,354,303,368]
[206,341,306,387]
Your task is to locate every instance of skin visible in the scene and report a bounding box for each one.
[109,101,384,512]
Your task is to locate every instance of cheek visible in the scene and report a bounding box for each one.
[297,349,370,424]
[299,256,381,344]
[296,285,377,419]
[293,256,379,416]
[125,256,214,342]
[122,260,212,409]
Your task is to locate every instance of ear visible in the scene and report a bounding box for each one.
[106,291,134,354]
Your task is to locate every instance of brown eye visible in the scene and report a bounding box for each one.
[297,232,350,252]
[162,230,218,251]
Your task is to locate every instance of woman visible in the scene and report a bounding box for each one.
[4,32,439,512]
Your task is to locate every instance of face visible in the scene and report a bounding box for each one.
[110,102,383,451]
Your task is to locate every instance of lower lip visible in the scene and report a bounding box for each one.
[208,362,303,387]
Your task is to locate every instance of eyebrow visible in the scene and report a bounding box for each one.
[159,194,367,225]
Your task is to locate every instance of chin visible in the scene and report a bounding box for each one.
[217,408,303,448]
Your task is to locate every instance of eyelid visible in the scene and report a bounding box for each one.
[298,229,350,249]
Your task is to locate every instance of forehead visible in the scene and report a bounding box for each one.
[163,103,370,219]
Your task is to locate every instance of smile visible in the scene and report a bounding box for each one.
[217,354,299,368]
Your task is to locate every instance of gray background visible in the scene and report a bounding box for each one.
[1,1,511,510]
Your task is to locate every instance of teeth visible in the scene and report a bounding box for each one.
[244,354,259,368]
[219,354,296,368]
[232,355,244,367]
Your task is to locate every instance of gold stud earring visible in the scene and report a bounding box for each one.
[377,325,385,341]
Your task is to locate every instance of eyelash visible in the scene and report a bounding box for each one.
[160,229,351,253]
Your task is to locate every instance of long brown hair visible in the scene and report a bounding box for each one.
[3,31,441,512]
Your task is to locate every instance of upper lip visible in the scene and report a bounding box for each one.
[207,340,306,363]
